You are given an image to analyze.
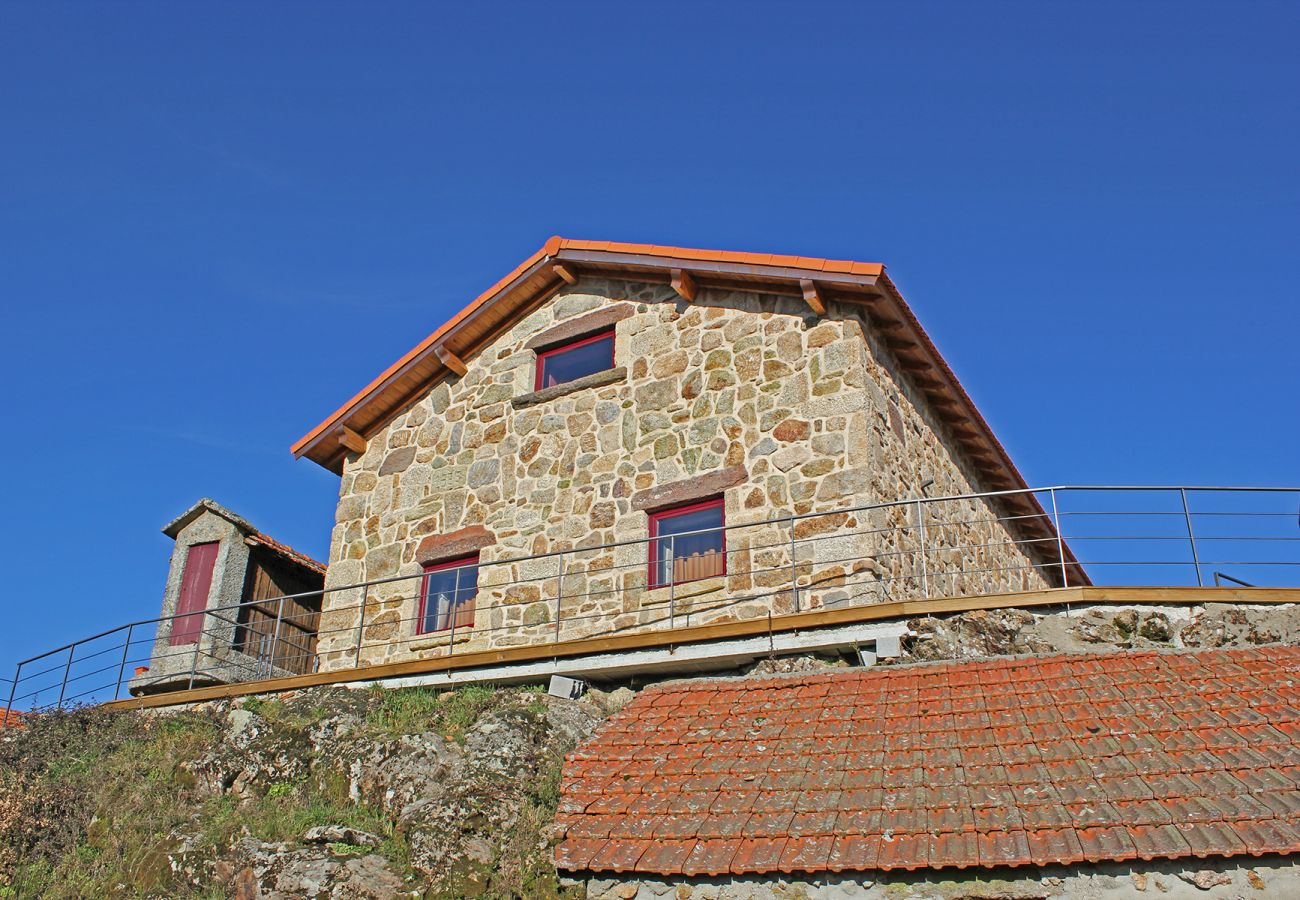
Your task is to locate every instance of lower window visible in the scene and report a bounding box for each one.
[419,555,479,633]
[649,498,726,588]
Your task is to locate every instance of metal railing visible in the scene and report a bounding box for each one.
[3,485,1298,728]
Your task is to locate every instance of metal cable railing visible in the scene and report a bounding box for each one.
[3,484,1298,727]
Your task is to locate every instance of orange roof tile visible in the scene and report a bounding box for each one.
[555,646,1300,876]
[246,530,326,575]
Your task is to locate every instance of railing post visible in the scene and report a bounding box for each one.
[187,631,202,690]
[113,625,134,701]
[554,552,564,644]
[1180,488,1204,587]
[56,644,75,709]
[448,565,460,653]
[353,582,368,669]
[3,663,19,730]
[668,535,676,630]
[1050,489,1069,587]
[269,597,286,676]
[914,499,930,598]
[788,515,800,613]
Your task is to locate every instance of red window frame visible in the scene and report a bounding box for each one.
[534,328,616,391]
[417,554,479,635]
[648,497,727,589]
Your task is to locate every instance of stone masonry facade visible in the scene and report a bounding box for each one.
[315,279,1049,671]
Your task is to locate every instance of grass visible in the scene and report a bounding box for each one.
[364,683,497,741]
[0,682,575,898]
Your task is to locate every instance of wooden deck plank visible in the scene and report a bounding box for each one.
[104,586,1300,711]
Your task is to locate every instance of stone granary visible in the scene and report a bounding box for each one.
[128,499,325,695]
[290,238,1082,674]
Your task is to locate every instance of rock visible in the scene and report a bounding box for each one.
[1139,612,1173,642]
[1113,609,1138,635]
[1073,619,1125,645]
[377,446,416,476]
[772,418,811,442]
[1132,872,1148,891]
[227,708,255,739]
[233,866,259,900]
[1178,870,1232,890]
[302,825,381,847]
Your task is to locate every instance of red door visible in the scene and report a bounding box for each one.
[171,542,219,646]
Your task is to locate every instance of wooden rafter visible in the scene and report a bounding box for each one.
[670,268,698,302]
[434,344,468,377]
[338,426,367,455]
[552,262,579,285]
[799,279,827,316]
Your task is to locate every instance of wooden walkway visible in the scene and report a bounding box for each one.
[105,585,1300,712]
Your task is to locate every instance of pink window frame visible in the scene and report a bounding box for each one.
[417,554,479,635]
[533,328,616,391]
[647,497,727,589]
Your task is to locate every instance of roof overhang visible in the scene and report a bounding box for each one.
[289,237,1079,581]
[292,237,887,472]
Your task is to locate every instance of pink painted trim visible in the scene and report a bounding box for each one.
[417,554,479,635]
[534,328,615,391]
[648,497,726,589]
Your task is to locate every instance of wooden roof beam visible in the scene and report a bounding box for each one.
[338,426,367,455]
[800,279,827,316]
[552,262,579,285]
[670,268,698,302]
[434,344,468,377]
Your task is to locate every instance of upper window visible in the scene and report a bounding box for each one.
[535,329,615,391]
[419,555,479,634]
[649,498,726,589]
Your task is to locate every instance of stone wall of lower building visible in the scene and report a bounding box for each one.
[315,279,1049,672]
[568,856,1299,899]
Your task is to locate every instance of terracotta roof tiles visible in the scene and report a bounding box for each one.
[555,647,1300,876]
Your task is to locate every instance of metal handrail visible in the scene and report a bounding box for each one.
[3,484,1297,725]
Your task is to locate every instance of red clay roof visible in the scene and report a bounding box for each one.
[246,531,326,576]
[555,646,1300,877]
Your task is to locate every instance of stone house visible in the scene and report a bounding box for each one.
[291,239,1072,673]
[129,499,325,695]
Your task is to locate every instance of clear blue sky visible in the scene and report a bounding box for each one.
[1,2,1296,670]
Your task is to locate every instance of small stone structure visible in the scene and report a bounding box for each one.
[309,259,1059,673]
[129,499,325,695]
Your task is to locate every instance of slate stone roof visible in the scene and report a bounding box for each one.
[555,646,1300,877]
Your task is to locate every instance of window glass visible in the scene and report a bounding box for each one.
[420,556,479,633]
[649,500,725,588]
[536,331,615,390]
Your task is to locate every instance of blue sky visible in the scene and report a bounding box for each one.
[0,1,1296,672]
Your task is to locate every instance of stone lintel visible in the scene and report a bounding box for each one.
[631,466,748,513]
[523,304,637,352]
[510,367,627,410]
[415,525,496,566]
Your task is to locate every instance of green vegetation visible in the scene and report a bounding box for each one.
[0,682,582,898]
[364,682,496,741]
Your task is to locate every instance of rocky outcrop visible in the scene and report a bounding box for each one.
[904,602,1299,662]
[0,683,616,899]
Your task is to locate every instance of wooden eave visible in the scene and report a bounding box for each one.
[291,238,884,473]
[288,237,1083,581]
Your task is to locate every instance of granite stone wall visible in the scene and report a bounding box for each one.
[131,511,261,693]
[316,280,1049,671]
